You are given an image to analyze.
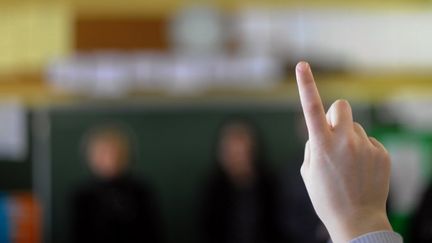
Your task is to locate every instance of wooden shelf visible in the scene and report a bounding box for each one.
[1,72,432,107]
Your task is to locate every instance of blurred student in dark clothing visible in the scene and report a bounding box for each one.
[200,118,286,243]
[70,125,163,243]
[410,184,432,243]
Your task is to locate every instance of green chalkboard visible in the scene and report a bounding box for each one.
[48,103,302,243]
[47,103,372,243]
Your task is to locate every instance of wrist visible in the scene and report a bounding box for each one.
[326,209,393,243]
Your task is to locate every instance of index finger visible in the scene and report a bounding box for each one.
[296,62,329,140]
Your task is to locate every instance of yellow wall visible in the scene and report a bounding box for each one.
[0,1,72,74]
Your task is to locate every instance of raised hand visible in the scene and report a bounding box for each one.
[296,62,393,243]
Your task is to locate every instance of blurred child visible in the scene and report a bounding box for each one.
[70,125,163,243]
[200,118,286,243]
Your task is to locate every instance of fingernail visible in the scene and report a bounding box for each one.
[296,61,310,72]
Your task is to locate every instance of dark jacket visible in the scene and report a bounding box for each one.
[71,174,163,243]
[200,170,286,243]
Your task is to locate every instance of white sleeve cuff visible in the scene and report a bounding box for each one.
[350,231,403,243]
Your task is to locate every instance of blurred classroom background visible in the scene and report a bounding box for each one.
[1,0,432,242]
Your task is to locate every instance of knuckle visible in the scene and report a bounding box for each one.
[382,150,391,164]
[300,164,307,177]
[382,146,390,157]
[353,122,363,130]
[374,147,391,167]
[353,123,364,135]
[334,99,350,110]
